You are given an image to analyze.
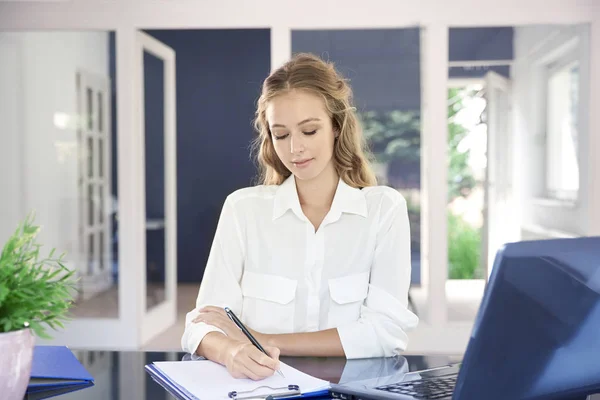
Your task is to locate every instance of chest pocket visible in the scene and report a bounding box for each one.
[241,271,297,334]
[327,271,370,327]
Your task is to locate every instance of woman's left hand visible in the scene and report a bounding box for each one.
[193,306,257,343]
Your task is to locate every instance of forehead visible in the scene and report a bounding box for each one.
[266,89,330,126]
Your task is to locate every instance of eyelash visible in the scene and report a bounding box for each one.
[273,130,317,140]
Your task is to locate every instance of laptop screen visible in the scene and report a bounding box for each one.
[454,237,600,400]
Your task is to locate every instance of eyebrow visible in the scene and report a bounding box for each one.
[271,118,321,129]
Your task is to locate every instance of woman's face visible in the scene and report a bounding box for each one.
[266,89,337,183]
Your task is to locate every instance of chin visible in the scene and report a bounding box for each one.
[293,173,318,181]
[291,168,324,182]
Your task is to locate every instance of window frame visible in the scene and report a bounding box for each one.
[542,50,580,202]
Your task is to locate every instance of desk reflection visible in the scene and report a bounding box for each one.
[52,350,461,400]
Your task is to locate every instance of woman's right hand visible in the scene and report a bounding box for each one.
[222,340,281,380]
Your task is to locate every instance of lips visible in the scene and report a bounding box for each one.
[292,158,313,168]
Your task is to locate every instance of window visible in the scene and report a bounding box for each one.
[545,58,579,201]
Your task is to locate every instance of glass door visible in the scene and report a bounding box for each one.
[135,31,178,344]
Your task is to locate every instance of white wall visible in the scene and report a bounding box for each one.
[0,31,109,266]
[0,34,24,244]
[513,24,592,236]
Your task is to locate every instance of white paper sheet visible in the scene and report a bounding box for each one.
[152,360,331,399]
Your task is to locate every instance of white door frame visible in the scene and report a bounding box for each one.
[134,31,178,346]
[482,71,513,279]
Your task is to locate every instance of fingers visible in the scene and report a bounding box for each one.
[193,306,231,325]
[198,305,226,314]
[193,311,227,325]
[238,360,268,381]
[265,345,281,361]
[229,363,259,381]
[226,343,282,381]
[247,346,281,373]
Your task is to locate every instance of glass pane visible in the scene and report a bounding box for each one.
[292,28,423,318]
[87,136,93,177]
[88,233,95,276]
[446,84,487,322]
[99,183,104,224]
[99,232,104,271]
[88,183,94,225]
[87,87,94,131]
[98,137,104,178]
[143,49,166,311]
[0,30,120,322]
[97,91,104,133]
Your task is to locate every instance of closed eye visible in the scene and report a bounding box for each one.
[303,130,317,135]
[273,133,289,140]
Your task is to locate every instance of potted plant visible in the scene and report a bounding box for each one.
[0,213,77,400]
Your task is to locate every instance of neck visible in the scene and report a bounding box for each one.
[295,164,339,209]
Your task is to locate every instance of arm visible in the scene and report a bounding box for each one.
[335,192,419,358]
[198,332,237,364]
[195,307,346,357]
[259,328,345,357]
[181,196,245,357]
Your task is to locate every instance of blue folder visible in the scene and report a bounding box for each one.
[26,346,94,399]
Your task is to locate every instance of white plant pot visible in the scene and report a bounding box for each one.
[0,328,35,400]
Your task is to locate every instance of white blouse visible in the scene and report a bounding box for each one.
[181,175,419,359]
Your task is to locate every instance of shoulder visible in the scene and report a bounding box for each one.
[224,184,279,209]
[361,185,407,210]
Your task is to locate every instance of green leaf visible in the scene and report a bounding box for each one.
[0,283,9,307]
[0,212,76,338]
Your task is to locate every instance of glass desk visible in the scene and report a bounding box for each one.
[41,350,600,400]
[44,350,460,400]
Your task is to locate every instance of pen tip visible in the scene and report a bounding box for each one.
[278,370,285,379]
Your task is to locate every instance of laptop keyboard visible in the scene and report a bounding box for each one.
[374,375,457,399]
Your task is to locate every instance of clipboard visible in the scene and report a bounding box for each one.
[228,383,330,399]
[144,359,332,400]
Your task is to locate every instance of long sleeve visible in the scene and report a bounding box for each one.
[336,192,419,358]
[181,196,245,355]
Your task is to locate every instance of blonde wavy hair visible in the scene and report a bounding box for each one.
[252,53,377,188]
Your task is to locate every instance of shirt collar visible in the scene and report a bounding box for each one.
[272,175,368,221]
[272,175,304,221]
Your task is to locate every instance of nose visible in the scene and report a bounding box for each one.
[290,134,306,154]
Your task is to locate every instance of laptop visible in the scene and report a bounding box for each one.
[330,236,600,400]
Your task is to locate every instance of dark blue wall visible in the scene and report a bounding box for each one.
[292,27,513,112]
[449,27,513,61]
[449,27,513,79]
[143,51,166,283]
[293,28,422,112]
[109,29,270,283]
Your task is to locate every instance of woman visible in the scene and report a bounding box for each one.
[181,53,418,380]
